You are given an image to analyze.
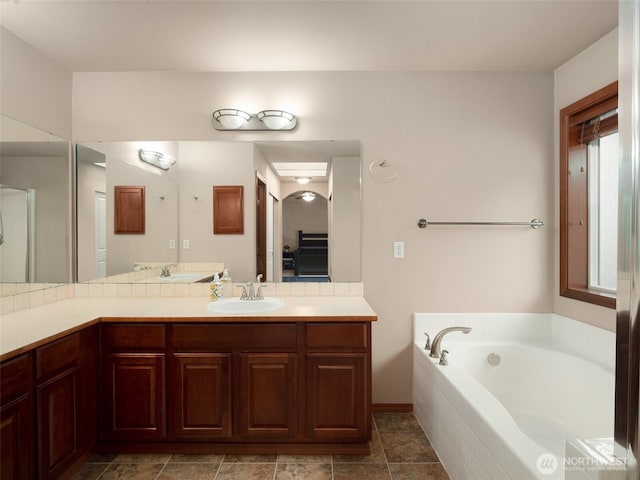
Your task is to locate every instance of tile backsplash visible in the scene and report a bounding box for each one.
[1,281,364,315]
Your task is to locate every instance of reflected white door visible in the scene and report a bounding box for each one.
[266,194,275,281]
[95,192,107,278]
[0,188,29,282]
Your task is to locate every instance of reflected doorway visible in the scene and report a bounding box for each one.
[282,190,329,282]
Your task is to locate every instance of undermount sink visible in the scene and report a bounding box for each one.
[207,297,284,314]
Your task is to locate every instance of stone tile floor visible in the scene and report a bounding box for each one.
[72,412,449,480]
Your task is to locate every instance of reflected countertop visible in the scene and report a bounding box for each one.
[0,296,377,361]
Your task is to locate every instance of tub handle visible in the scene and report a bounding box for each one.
[424,332,431,350]
[439,350,449,366]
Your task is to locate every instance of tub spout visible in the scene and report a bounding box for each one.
[429,327,472,358]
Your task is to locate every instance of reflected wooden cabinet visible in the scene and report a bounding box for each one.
[213,185,244,234]
[114,185,145,234]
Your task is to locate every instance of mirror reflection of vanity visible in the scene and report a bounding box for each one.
[75,139,361,285]
[0,115,71,295]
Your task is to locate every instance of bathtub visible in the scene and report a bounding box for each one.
[413,313,621,480]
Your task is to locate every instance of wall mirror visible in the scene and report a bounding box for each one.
[75,140,361,284]
[0,114,70,296]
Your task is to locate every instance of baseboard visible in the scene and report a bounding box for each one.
[371,403,413,412]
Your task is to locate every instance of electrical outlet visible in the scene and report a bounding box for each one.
[183,239,190,249]
[393,241,404,258]
[169,239,176,249]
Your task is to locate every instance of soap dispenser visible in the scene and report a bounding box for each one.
[221,269,231,297]
[210,273,223,301]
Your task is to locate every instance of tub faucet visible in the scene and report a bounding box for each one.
[429,326,472,358]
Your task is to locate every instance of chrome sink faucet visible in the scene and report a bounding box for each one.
[240,275,268,301]
[160,266,171,277]
[429,327,472,358]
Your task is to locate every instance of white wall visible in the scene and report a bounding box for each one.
[72,70,554,403]
[553,29,618,331]
[0,27,72,139]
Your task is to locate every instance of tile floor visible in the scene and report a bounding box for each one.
[72,412,449,480]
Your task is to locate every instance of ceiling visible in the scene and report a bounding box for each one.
[0,1,618,73]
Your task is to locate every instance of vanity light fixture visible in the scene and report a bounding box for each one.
[212,109,251,129]
[256,110,296,130]
[211,109,297,131]
[296,177,311,184]
[138,149,176,171]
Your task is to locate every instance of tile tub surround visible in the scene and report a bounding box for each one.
[412,313,617,480]
[0,280,363,314]
[71,413,450,480]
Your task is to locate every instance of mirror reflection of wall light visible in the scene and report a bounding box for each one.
[301,192,316,202]
[138,149,176,171]
[212,109,297,131]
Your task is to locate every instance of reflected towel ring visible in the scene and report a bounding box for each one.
[369,160,399,183]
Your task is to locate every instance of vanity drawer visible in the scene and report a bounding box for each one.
[172,324,297,351]
[102,324,166,351]
[1,353,33,404]
[36,332,81,381]
[305,323,369,351]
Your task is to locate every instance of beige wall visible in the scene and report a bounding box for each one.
[178,141,255,282]
[330,157,361,282]
[76,159,106,282]
[80,141,180,276]
[553,29,618,331]
[0,27,72,139]
[72,70,555,402]
[1,156,69,282]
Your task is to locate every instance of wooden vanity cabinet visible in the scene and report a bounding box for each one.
[1,352,35,480]
[169,323,298,442]
[35,326,99,480]
[304,323,371,441]
[101,324,166,442]
[98,320,371,451]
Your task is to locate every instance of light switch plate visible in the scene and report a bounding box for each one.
[169,239,176,249]
[393,241,404,258]
[183,239,190,249]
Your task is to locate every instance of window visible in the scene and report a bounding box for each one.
[560,82,618,308]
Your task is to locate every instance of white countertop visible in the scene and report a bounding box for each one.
[0,296,377,360]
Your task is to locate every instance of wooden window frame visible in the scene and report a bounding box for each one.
[559,81,617,309]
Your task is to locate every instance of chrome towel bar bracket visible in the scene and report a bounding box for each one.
[417,218,544,229]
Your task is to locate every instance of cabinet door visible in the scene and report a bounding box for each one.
[172,353,232,439]
[102,354,165,441]
[1,396,34,480]
[37,367,79,479]
[306,354,367,440]
[237,353,297,439]
[0,353,34,480]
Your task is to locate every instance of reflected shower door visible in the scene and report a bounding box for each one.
[0,187,35,282]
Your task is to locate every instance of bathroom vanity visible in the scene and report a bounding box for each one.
[0,296,376,480]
